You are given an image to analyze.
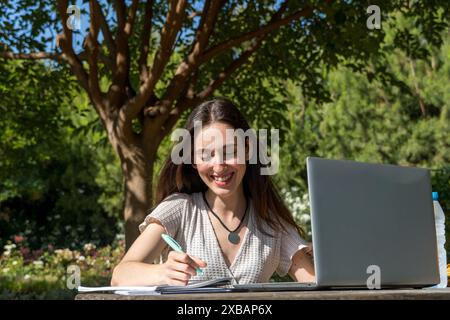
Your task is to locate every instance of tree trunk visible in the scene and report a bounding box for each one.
[117,139,157,251]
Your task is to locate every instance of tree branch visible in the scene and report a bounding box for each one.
[108,0,144,107]
[0,50,111,70]
[409,58,427,116]
[115,0,127,32]
[149,0,224,118]
[93,0,116,64]
[109,0,129,102]
[190,0,225,62]
[156,95,198,144]
[55,0,113,134]
[121,0,187,121]
[0,51,62,60]
[153,1,290,131]
[198,38,263,100]
[56,0,89,92]
[156,33,263,143]
[160,34,266,136]
[86,0,102,103]
[198,5,312,65]
[125,0,140,38]
[138,0,154,84]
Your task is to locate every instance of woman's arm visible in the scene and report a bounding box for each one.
[111,222,206,286]
[111,222,168,286]
[288,245,316,283]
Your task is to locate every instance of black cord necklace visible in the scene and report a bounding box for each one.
[203,192,249,245]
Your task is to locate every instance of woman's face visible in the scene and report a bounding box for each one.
[193,121,247,199]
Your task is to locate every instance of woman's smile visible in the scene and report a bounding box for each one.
[210,172,235,187]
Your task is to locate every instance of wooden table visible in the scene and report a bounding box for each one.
[76,288,450,300]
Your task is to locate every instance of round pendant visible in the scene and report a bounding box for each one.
[228,232,240,244]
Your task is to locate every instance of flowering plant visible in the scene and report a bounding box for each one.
[0,235,125,299]
[282,187,311,239]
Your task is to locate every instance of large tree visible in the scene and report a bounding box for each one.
[1,0,448,248]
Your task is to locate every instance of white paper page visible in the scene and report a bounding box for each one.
[78,277,233,294]
[114,287,232,296]
[78,285,158,293]
[114,290,161,296]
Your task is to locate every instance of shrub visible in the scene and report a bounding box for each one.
[0,236,125,299]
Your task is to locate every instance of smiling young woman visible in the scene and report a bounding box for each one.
[111,98,314,287]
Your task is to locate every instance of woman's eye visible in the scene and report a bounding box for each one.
[201,150,214,161]
[224,148,237,160]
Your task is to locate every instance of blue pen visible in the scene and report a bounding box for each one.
[161,233,204,275]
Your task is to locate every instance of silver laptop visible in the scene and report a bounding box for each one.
[235,157,440,291]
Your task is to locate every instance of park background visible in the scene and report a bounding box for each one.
[0,1,449,299]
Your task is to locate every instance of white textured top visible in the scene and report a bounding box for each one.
[139,192,308,284]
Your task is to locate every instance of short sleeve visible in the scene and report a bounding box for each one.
[138,193,191,238]
[276,222,309,277]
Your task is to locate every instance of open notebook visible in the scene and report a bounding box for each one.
[78,277,234,295]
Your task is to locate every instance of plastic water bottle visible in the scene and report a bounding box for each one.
[432,192,447,288]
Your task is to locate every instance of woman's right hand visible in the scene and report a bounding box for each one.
[159,251,207,286]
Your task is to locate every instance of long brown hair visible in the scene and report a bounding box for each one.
[154,98,304,238]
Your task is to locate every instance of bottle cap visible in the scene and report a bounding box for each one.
[432,192,439,201]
